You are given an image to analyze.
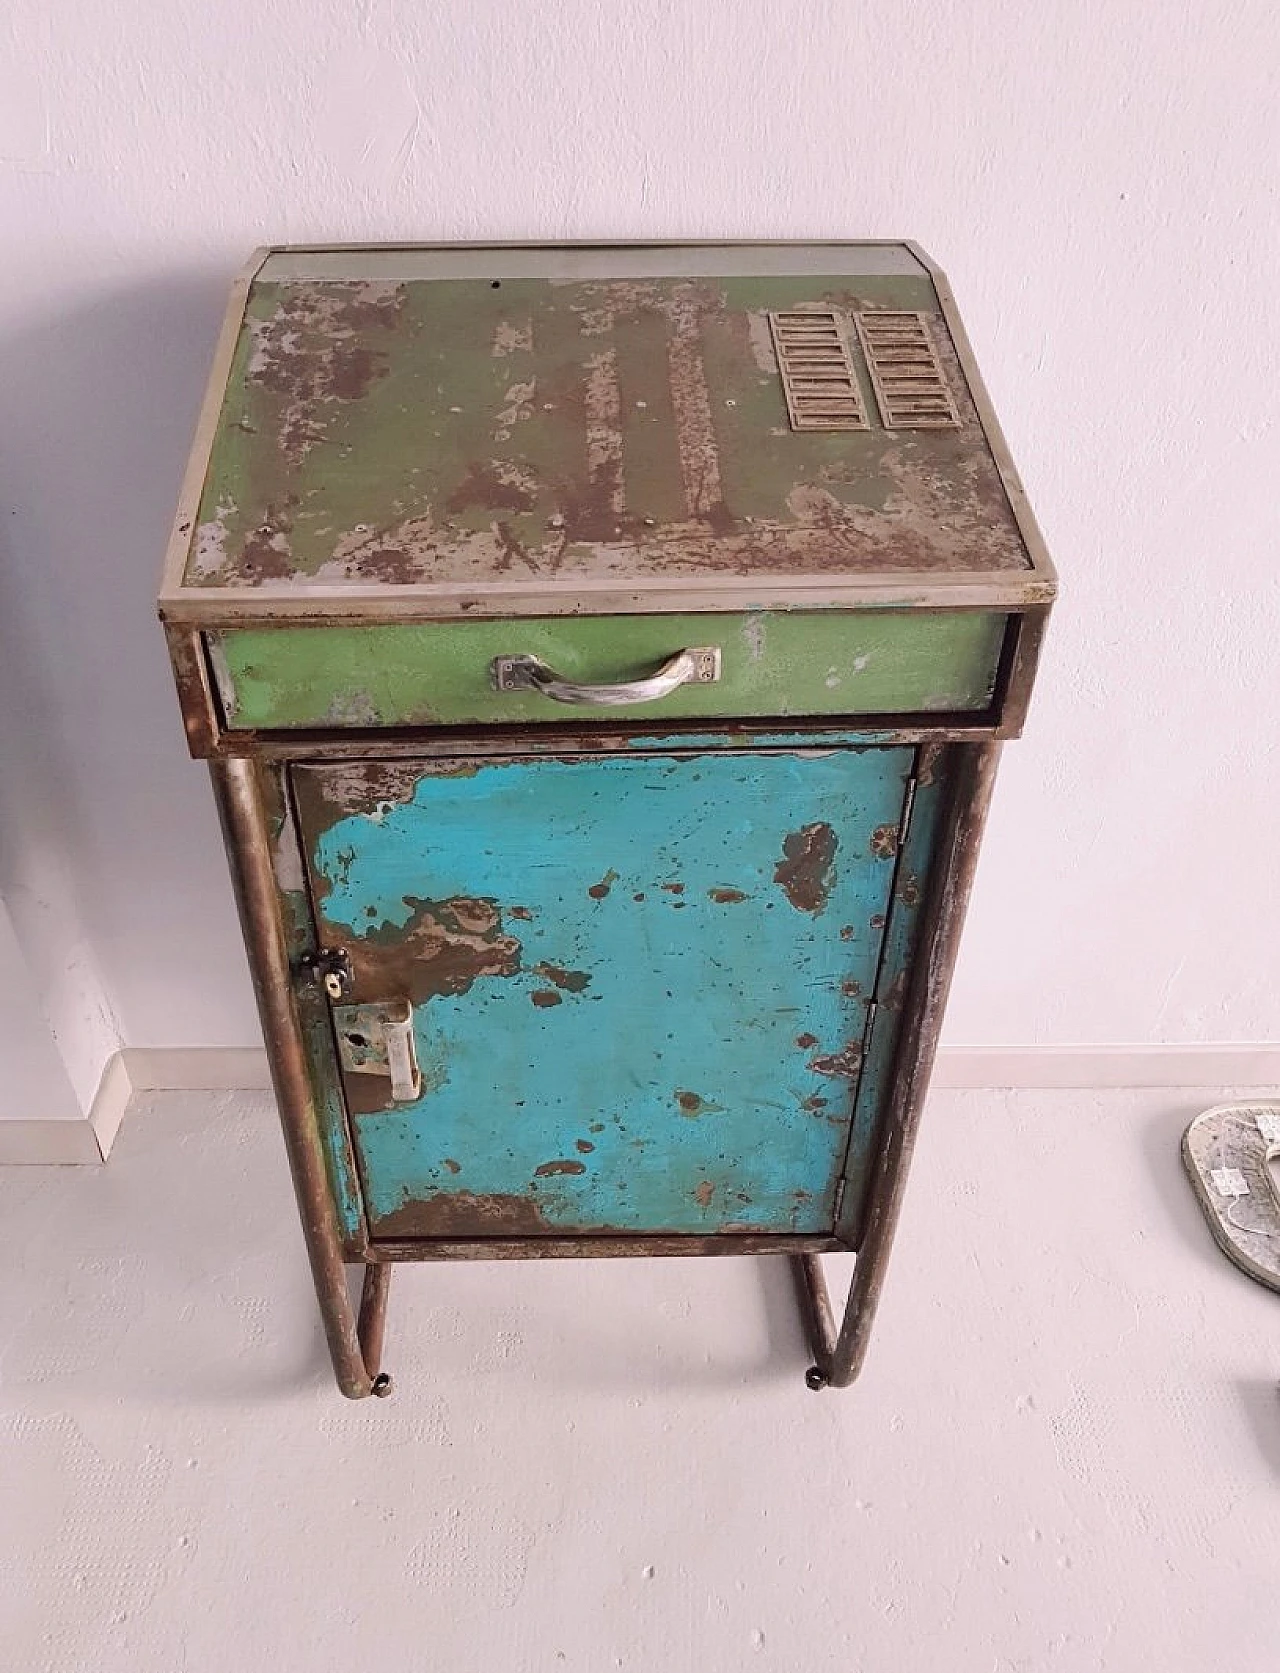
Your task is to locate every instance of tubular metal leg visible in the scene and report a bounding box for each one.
[792,1254,837,1389]
[796,1245,925,1391]
[358,1263,394,1393]
[210,755,382,1400]
[799,743,1003,1391]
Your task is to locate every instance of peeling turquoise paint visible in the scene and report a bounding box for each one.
[298,747,914,1237]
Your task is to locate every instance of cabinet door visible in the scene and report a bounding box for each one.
[292,746,913,1240]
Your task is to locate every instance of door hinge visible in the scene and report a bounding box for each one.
[898,775,918,852]
[833,1177,847,1220]
[860,1000,879,1053]
[849,999,879,1107]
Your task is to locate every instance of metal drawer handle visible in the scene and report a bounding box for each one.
[491,647,722,706]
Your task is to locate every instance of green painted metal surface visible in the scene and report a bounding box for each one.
[211,610,1005,729]
[293,746,914,1238]
[186,269,1030,595]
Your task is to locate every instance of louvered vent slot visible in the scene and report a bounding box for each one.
[768,310,868,431]
[854,311,960,429]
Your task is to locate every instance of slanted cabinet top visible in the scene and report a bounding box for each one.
[161,242,1054,621]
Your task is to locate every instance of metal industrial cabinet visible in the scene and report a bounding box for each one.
[159,241,1054,1398]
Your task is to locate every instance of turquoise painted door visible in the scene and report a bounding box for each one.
[293,746,914,1240]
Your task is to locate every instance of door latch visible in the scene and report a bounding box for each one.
[333,999,422,1103]
[299,946,353,1002]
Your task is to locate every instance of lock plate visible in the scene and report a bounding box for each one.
[333,999,422,1103]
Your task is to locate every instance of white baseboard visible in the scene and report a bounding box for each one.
[86,1051,134,1159]
[931,1044,1280,1090]
[0,1048,134,1164]
[121,1045,274,1094]
[0,1045,273,1164]
[0,1115,106,1165]
[3,1042,1279,1165]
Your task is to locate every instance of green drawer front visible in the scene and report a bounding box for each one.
[208,610,1007,731]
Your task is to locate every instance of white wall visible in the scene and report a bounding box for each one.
[0,1,1276,1112]
[0,897,83,1122]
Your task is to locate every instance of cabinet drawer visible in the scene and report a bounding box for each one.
[208,610,1006,731]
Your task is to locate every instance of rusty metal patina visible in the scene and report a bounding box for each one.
[187,269,1031,593]
[164,245,1054,1399]
[774,822,839,913]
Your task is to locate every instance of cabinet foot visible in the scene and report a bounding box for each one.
[791,1250,872,1392]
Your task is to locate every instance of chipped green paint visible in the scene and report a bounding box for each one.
[210,609,1006,729]
[186,267,1031,593]
[293,745,914,1238]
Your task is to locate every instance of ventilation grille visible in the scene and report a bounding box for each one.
[768,310,868,431]
[854,311,960,430]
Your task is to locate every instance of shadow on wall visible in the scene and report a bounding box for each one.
[0,268,259,1051]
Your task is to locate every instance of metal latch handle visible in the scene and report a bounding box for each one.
[334,999,422,1104]
[380,1004,420,1103]
[491,647,721,707]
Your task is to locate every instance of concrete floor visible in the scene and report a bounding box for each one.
[2,1086,1277,1673]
